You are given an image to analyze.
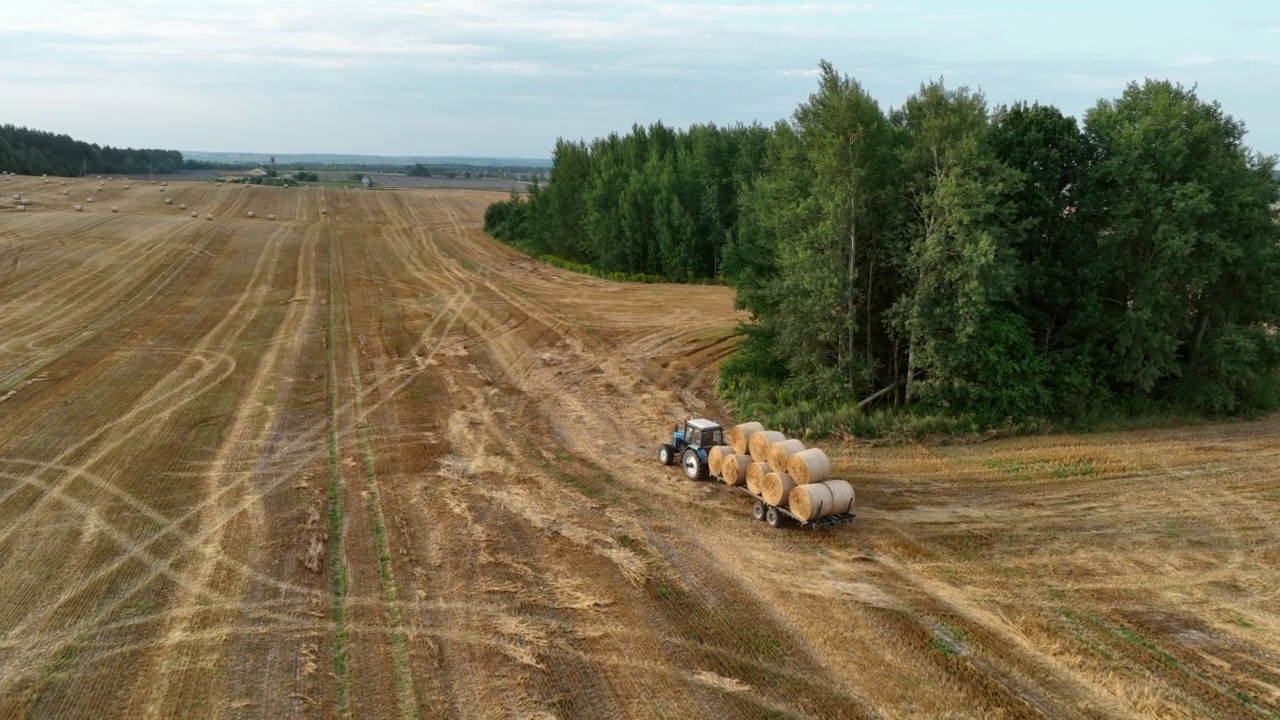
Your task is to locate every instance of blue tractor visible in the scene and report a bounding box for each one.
[658,418,724,481]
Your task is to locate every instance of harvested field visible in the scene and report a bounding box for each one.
[1,177,1278,719]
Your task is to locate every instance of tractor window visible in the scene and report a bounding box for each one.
[708,429,724,446]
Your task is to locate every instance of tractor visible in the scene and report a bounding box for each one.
[658,418,724,481]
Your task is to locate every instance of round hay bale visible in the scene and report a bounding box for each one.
[111,206,119,213]
[707,446,735,476]
[190,212,198,218]
[788,482,836,522]
[728,422,764,454]
[268,214,276,220]
[766,439,806,470]
[87,197,94,203]
[165,198,172,204]
[180,204,187,209]
[206,214,214,221]
[16,205,26,212]
[787,448,832,485]
[748,430,786,462]
[20,199,29,206]
[320,208,327,215]
[123,185,130,189]
[720,454,750,486]
[11,193,19,200]
[74,204,83,211]
[761,471,796,507]
[158,187,165,192]
[62,190,69,195]
[247,211,256,218]
[162,182,168,186]
[745,461,774,495]
[824,480,855,515]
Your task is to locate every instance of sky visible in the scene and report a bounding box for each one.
[1,1,1278,158]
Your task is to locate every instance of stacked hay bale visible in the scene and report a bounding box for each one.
[714,421,855,524]
[789,480,855,522]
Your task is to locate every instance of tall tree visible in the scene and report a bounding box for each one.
[892,80,1046,415]
[1082,80,1280,410]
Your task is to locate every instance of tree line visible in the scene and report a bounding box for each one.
[0,125,188,176]
[487,62,1280,432]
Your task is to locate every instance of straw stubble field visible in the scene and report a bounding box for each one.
[0,178,1277,719]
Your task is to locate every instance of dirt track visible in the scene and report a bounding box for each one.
[1,177,1278,719]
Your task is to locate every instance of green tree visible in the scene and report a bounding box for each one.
[892,80,1047,416]
[1082,79,1280,410]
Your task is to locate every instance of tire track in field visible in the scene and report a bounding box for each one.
[330,203,421,719]
[0,220,301,694]
[134,212,324,719]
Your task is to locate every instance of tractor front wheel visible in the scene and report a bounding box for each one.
[658,444,675,466]
[681,448,708,481]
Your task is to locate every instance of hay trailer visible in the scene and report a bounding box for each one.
[735,486,855,529]
[658,418,724,481]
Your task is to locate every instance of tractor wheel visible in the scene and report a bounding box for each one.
[752,500,767,522]
[658,444,675,466]
[766,506,783,528]
[681,448,708,481]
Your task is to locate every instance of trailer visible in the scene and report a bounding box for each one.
[733,485,854,529]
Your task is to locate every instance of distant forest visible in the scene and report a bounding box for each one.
[0,125,193,176]
[485,62,1280,434]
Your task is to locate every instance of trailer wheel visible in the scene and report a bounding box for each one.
[658,444,675,466]
[752,500,767,521]
[766,506,783,528]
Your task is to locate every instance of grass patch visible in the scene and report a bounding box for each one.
[324,231,351,716]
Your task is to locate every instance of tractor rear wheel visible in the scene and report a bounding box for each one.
[658,444,675,466]
[681,448,708,481]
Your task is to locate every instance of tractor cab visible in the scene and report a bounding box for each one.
[659,418,723,480]
[674,418,724,449]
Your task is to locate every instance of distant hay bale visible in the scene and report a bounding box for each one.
[748,430,786,462]
[766,439,806,470]
[268,214,276,221]
[729,422,764,455]
[190,212,198,218]
[87,197,94,203]
[158,187,164,192]
[74,204,83,211]
[62,190,69,195]
[761,471,797,507]
[11,193,19,200]
[123,185,130,189]
[111,206,119,212]
[179,203,187,209]
[162,182,168,186]
[247,211,255,218]
[320,208,327,215]
[16,205,26,212]
[707,446,735,476]
[206,214,214,220]
[165,198,172,204]
[720,454,750,486]
[787,448,832,485]
[745,461,774,495]
[20,199,30,205]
